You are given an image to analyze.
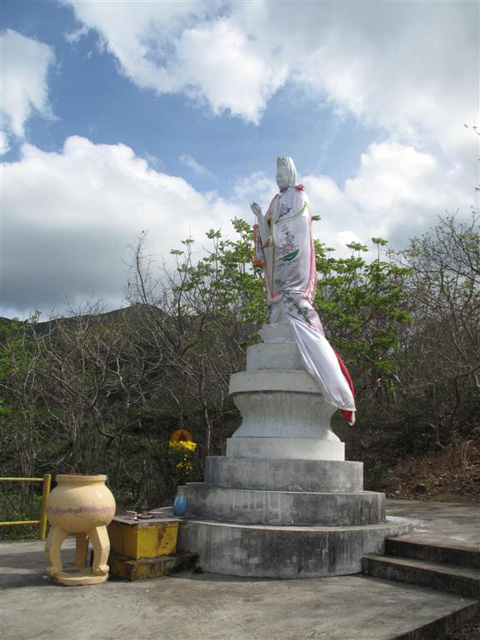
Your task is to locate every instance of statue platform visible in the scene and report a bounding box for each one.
[178,323,411,577]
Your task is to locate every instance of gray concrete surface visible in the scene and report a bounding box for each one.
[386,499,480,548]
[185,484,385,525]
[1,538,477,640]
[205,456,364,492]
[179,456,402,577]
[1,499,479,640]
[178,518,411,578]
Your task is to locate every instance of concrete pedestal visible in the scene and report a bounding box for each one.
[179,518,412,578]
[178,323,411,577]
[178,456,411,577]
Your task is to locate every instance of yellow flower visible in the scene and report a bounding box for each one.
[169,429,193,444]
[169,440,197,452]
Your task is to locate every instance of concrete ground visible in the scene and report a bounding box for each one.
[1,499,479,640]
[385,499,480,547]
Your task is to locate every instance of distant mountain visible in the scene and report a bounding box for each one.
[0,303,166,336]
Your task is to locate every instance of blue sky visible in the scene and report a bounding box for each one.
[2,0,377,187]
[2,0,478,318]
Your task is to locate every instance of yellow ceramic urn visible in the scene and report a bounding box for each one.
[45,474,116,585]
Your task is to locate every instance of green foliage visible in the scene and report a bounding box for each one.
[1,211,478,514]
[314,237,411,392]
[364,459,393,491]
[0,489,43,540]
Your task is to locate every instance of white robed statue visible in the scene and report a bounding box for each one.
[251,156,356,425]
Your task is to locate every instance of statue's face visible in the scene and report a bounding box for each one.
[276,167,290,190]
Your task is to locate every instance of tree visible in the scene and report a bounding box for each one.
[391,212,480,450]
[0,316,43,511]
[125,220,266,458]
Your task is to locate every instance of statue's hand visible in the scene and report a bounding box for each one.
[250,202,263,218]
[262,235,274,249]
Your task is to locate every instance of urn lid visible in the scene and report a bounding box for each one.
[55,474,107,484]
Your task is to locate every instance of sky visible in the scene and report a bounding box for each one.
[1,0,479,319]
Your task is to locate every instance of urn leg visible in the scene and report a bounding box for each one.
[74,533,89,568]
[88,526,110,576]
[45,525,68,578]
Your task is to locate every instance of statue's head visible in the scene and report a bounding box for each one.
[276,156,297,190]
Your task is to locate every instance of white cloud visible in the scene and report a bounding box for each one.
[303,141,476,252]
[61,1,215,93]
[62,1,478,149]
[179,154,212,176]
[232,171,276,211]
[236,2,478,158]
[63,0,287,124]
[61,0,478,239]
[3,135,476,319]
[65,24,89,44]
[229,139,477,263]
[0,29,56,138]
[174,18,287,123]
[3,136,242,318]
[0,130,10,155]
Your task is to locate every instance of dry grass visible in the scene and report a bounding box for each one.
[447,609,480,639]
[386,440,480,503]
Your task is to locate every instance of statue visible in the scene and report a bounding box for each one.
[178,158,411,577]
[251,156,356,425]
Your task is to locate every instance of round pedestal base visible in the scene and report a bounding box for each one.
[185,483,385,526]
[49,568,108,586]
[178,519,412,578]
[206,456,363,492]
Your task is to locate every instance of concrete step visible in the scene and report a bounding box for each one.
[178,518,411,578]
[363,554,480,599]
[205,456,364,492]
[385,534,480,569]
[391,600,480,640]
[185,483,385,526]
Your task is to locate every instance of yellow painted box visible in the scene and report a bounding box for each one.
[108,516,180,560]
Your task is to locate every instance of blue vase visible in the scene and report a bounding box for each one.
[173,486,187,516]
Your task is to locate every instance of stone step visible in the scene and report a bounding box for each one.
[385,534,480,569]
[392,600,480,640]
[205,456,363,492]
[362,554,480,599]
[185,483,385,526]
[178,518,411,578]
[385,533,480,569]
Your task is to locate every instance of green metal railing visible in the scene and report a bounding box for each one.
[0,474,51,539]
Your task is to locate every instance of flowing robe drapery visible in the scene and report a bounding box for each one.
[256,186,356,415]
